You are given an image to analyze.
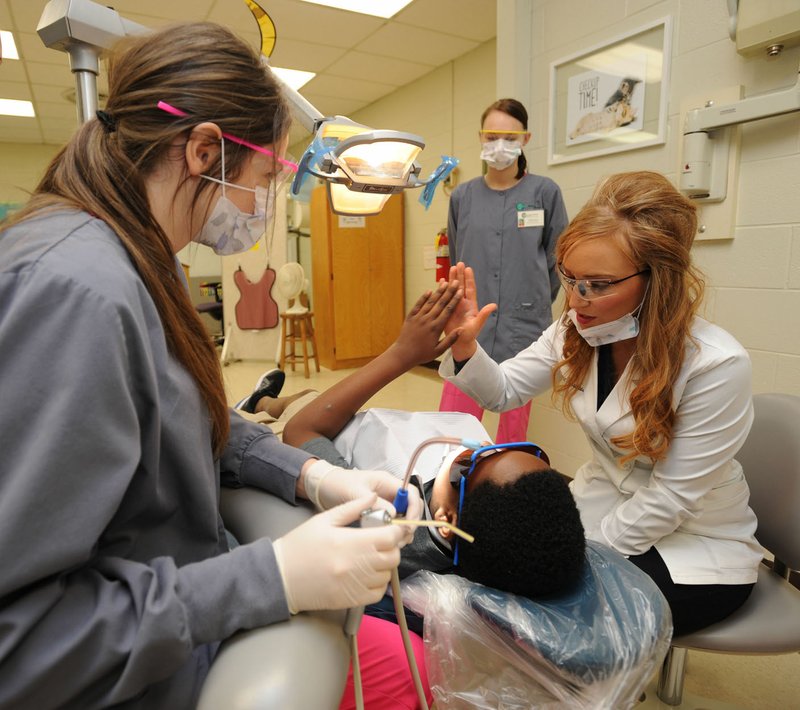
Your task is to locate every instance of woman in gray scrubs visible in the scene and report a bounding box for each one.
[439,98,568,443]
[0,22,418,710]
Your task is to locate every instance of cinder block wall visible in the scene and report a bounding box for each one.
[519,0,800,475]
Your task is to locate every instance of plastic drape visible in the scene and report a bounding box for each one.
[401,540,672,709]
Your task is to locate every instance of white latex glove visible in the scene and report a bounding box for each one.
[302,459,425,526]
[273,494,405,614]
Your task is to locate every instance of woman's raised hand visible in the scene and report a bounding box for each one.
[444,262,497,361]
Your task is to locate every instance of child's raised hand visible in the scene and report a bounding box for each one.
[390,279,463,367]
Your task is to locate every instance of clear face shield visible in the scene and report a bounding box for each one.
[157,100,298,255]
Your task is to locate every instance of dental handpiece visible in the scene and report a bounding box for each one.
[392,436,484,516]
[343,508,393,637]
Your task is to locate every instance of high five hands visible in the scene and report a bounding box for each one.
[443,262,497,361]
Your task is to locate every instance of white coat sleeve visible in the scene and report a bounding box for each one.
[599,347,754,556]
[439,319,563,411]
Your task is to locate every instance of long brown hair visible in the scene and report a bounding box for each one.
[481,98,528,179]
[552,171,705,463]
[1,23,291,455]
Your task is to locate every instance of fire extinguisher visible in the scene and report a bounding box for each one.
[435,228,450,282]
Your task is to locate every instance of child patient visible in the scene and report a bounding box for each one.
[241,281,586,600]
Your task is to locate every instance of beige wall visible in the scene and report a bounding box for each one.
[514,0,800,475]
[347,40,497,309]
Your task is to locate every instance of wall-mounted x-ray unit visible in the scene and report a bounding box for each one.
[673,1,800,241]
[680,68,800,203]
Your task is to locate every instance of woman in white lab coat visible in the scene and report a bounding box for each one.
[439,171,762,635]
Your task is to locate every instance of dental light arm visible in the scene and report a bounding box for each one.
[36,0,148,124]
[270,66,324,133]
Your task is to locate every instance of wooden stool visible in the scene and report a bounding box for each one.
[279,311,320,379]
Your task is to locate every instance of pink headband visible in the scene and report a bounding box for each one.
[157,100,298,172]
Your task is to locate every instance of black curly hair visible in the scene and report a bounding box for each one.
[457,469,585,599]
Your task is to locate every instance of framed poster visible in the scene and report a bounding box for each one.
[548,17,672,165]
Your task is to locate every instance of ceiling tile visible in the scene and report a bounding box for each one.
[247,0,384,47]
[269,38,348,73]
[39,115,79,139]
[0,0,13,29]
[7,0,46,34]
[356,22,479,65]
[34,99,76,120]
[303,73,395,102]
[17,31,66,64]
[325,50,432,87]
[30,82,71,104]
[122,0,216,21]
[2,0,496,148]
[0,57,25,81]
[24,60,74,87]
[0,114,41,141]
[0,78,29,99]
[301,93,368,119]
[395,0,496,42]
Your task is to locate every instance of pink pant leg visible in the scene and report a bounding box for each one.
[495,401,532,443]
[339,615,432,710]
[438,381,484,421]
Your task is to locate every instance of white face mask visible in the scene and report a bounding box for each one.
[568,278,650,347]
[480,138,522,170]
[193,140,274,255]
[568,308,640,347]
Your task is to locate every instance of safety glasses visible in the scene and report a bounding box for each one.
[157,100,299,184]
[451,441,549,565]
[557,263,650,301]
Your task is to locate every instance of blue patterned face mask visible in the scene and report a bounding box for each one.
[193,138,274,255]
[194,180,271,255]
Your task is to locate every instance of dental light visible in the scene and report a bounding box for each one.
[291,115,454,215]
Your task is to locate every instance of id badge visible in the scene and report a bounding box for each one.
[517,208,544,228]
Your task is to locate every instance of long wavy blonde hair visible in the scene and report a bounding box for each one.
[1,23,291,455]
[552,171,705,463]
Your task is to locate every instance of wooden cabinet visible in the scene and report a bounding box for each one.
[310,186,404,369]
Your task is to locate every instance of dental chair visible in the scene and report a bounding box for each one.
[402,540,673,709]
[197,487,350,710]
[654,393,800,707]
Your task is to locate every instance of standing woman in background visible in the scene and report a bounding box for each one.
[439,98,568,443]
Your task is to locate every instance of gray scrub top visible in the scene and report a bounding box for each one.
[448,173,568,363]
[0,210,312,709]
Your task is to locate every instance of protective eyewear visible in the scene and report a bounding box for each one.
[479,129,527,141]
[557,263,650,301]
[156,101,299,184]
[451,441,549,565]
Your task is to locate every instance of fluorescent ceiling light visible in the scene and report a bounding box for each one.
[298,0,413,19]
[1,30,19,60]
[270,67,315,91]
[0,98,35,117]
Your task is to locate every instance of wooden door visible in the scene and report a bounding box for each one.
[310,187,404,367]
